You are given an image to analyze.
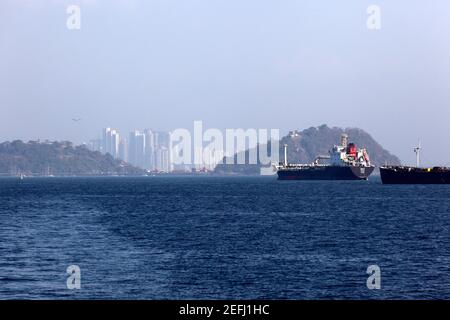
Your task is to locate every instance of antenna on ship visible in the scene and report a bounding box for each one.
[341,133,348,147]
[413,140,421,168]
[284,144,288,167]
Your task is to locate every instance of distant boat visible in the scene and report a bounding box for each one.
[276,134,375,180]
[380,141,450,184]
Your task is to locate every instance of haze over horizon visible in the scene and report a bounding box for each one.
[1,0,450,166]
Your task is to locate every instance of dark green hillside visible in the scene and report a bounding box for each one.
[0,140,145,176]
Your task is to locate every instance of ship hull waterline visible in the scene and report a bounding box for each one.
[277,165,375,181]
[380,167,450,184]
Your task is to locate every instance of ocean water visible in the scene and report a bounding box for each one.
[0,176,450,300]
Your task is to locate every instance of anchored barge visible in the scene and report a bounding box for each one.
[276,134,375,180]
[380,142,450,184]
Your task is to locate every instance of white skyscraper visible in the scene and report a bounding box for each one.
[155,147,170,172]
[102,127,111,154]
[144,129,155,170]
[119,138,128,162]
[110,129,120,158]
[153,131,171,172]
[102,127,120,159]
[128,130,146,168]
[154,131,170,149]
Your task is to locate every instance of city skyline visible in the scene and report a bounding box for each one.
[89,127,174,172]
[89,126,223,172]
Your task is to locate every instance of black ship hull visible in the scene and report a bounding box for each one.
[277,165,374,181]
[380,166,450,184]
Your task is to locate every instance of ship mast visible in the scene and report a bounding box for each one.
[340,133,348,147]
[413,140,421,168]
[284,144,288,167]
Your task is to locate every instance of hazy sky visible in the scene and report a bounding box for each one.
[1,0,450,165]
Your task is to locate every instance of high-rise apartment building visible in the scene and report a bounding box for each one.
[102,127,120,159]
[119,138,128,162]
[144,129,155,170]
[155,146,170,172]
[128,130,146,168]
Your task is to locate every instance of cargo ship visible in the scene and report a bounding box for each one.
[380,142,450,184]
[276,134,375,180]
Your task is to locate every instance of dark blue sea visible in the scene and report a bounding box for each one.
[1,176,450,299]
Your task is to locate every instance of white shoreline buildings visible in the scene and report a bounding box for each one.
[89,128,175,173]
[89,126,228,173]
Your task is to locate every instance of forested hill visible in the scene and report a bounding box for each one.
[0,140,145,176]
[214,125,401,175]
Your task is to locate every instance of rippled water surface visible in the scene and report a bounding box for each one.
[1,176,450,299]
